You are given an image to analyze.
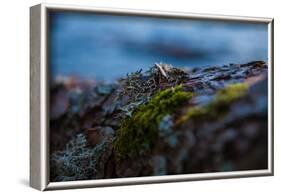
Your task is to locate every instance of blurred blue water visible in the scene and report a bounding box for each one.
[50,12,268,81]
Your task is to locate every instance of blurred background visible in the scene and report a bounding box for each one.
[49,11,268,81]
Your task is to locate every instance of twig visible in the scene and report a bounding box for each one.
[155,63,168,79]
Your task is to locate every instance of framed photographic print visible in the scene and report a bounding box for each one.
[30,3,274,191]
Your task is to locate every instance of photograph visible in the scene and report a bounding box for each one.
[47,9,270,183]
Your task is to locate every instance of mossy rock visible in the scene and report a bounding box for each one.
[114,85,193,160]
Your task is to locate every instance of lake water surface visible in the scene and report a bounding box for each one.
[50,12,268,81]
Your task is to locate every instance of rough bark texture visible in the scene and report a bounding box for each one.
[50,61,268,181]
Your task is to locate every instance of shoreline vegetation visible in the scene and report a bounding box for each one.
[50,61,268,182]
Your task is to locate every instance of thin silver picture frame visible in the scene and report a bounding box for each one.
[30,3,274,191]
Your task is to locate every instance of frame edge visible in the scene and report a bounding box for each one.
[30,4,45,191]
[42,3,273,23]
[269,18,274,176]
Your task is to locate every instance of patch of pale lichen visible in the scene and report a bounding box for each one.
[177,83,248,125]
[118,64,189,117]
[114,85,193,160]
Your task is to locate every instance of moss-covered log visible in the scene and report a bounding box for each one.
[50,61,268,181]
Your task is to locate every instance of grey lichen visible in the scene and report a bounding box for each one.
[50,134,110,181]
[118,63,189,117]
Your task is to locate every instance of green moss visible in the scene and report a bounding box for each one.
[177,83,248,125]
[214,83,248,105]
[114,85,193,159]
